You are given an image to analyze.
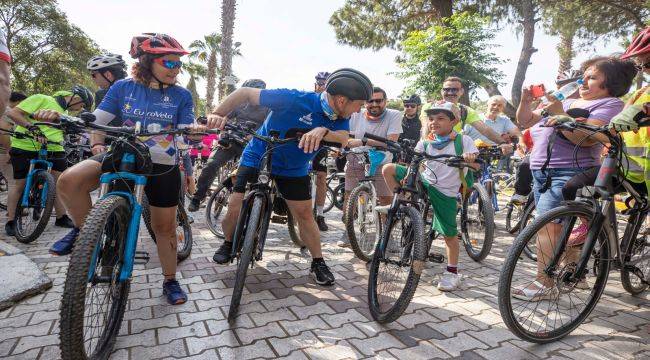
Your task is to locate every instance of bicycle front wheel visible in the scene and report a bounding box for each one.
[15,171,56,243]
[345,184,382,262]
[59,195,130,359]
[0,172,7,210]
[228,196,264,322]
[620,230,649,295]
[498,203,610,343]
[368,206,426,323]
[206,183,231,238]
[460,183,494,262]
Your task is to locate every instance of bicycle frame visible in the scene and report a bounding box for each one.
[20,147,53,208]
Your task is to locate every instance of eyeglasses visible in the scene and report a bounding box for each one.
[367,99,384,104]
[154,58,183,69]
[442,87,460,93]
[635,61,650,71]
[404,104,417,108]
[315,81,326,87]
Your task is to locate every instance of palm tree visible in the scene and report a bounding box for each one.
[183,61,208,114]
[189,33,222,112]
[218,0,237,100]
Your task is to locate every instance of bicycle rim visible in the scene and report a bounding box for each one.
[346,185,381,262]
[461,184,494,261]
[15,172,55,243]
[206,185,229,238]
[621,233,650,294]
[498,204,610,343]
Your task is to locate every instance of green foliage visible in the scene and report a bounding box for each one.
[386,99,404,111]
[1,0,100,95]
[396,12,504,98]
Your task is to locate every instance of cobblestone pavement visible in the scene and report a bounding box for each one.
[0,203,648,359]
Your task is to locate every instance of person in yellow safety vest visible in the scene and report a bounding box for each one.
[609,26,650,234]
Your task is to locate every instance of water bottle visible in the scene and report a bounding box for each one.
[549,79,583,102]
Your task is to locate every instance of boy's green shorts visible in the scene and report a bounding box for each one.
[394,164,459,237]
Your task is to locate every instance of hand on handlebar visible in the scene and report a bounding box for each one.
[298,126,328,153]
[463,152,477,163]
[206,113,227,130]
[498,143,513,155]
[91,144,106,155]
[31,109,61,123]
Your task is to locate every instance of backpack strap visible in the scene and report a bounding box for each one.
[453,134,469,193]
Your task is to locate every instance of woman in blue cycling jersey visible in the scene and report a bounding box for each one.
[34,33,196,305]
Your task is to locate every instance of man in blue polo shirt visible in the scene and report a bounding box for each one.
[206,68,373,286]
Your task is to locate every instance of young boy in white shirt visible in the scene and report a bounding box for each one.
[382,101,478,291]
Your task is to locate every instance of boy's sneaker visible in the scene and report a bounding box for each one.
[50,228,79,256]
[55,215,75,228]
[316,215,328,231]
[310,259,335,286]
[187,199,200,212]
[5,221,16,237]
[437,271,463,291]
[212,241,233,264]
[162,279,187,305]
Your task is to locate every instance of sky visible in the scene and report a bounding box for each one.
[57,0,627,102]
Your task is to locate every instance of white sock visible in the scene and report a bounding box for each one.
[316,206,324,216]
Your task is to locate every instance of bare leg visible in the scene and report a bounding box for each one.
[287,199,322,258]
[149,205,178,280]
[51,170,66,217]
[314,171,327,208]
[56,160,101,227]
[536,222,561,287]
[6,178,26,220]
[221,192,244,243]
[444,235,459,265]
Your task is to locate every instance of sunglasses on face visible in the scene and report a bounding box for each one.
[442,87,460,93]
[367,99,384,104]
[404,104,417,108]
[154,58,183,69]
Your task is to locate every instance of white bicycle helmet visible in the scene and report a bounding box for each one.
[86,53,126,71]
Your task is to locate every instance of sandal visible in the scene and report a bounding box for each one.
[512,280,558,301]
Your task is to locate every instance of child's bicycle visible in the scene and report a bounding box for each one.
[53,114,212,359]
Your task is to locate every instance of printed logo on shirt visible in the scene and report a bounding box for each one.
[298,113,313,126]
[123,103,133,113]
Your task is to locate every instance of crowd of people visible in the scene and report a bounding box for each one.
[1,26,649,309]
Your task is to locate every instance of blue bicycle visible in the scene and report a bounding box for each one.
[55,115,207,359]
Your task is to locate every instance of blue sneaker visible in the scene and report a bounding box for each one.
[49,228,79,256]
[162,279,187,305]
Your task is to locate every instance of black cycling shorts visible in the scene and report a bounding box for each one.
[90,153,181,208]
[233,165,311,201]
[311,150,328,173]
[10,148,67,179]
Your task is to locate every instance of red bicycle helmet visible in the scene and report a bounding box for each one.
[129,33,189,59]
[621,27,650,59]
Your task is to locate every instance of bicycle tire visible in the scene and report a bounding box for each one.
[206,184,230,238]
[520,200,537,261]
[460,183,494,262]
[59,195,130,359]
[332,183,345,210]
[498,203,610,343]
[0,172,7,210]
[368,206,426,323]
[620,231,649,295]
[287,210,304,248]
[141,195,192,262]
[15,171,56,243]
[345,184,382,262]
[505,203,522,234]
[228,196,264,322]
[323,187,335,213]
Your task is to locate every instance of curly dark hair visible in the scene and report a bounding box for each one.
[131,54,157,85]
[580,56,637,97]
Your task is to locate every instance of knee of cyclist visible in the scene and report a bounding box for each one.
[56,171,77,194]
[153,222,176,238]
[382,164,395,176]
[444,235,459,245]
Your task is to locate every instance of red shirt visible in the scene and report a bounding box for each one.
[0,29,10,63]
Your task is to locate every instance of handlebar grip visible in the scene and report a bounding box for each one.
[363,132,391,144]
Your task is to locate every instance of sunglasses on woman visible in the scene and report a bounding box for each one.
[154,58,183,69]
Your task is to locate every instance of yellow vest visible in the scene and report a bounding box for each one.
[621,87,650,193]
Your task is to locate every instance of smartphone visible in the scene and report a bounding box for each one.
[530,84,546,99]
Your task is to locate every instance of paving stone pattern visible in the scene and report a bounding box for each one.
[0,203,648,359]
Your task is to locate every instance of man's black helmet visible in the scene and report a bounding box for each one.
[72,85,94,110]
[325,68,373,101]
[402,94,421,105]
[241,78,266,89]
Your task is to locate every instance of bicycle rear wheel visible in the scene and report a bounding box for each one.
[620,231,649,295]
[228,196,264,322]
[498,204,610,343]
[332,183,345,210]
[368,206,425,323]
[346,184,382,262]
[0,172,7,210]
[460,183,494,262]
[59,195,130,359]
[323,187,335,213]
[206,183,231,238]
[15,171,56,243]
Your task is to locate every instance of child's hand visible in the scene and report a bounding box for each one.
[463,153,477,163]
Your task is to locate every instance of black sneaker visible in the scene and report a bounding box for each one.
[310,259,335,286]
[5,221,16,237]
[187,199,200,212]
[55,215,75,228]
[316,215,328,231]
[212,241,233,264]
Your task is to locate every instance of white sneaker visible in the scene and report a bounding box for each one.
[437,271,462,291]
[510,194,527,205]
[375,205,390,214]
[337,233,351,248]
[512,280,559,301]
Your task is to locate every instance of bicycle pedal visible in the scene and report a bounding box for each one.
[270,215,287,224]
[427,253,445,263]
[134,250,150,265]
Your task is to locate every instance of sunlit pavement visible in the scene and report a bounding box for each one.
[0,203,648,359]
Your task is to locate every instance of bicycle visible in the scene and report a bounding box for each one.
[0,170,7,210]
[55,114,209,359]
[498,120,650,343]
[362,133,480,323]
[225,124,339,321]
[0,128,64,243]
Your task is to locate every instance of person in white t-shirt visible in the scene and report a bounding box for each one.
[0,28,10,120]
[338,87,402,247]
[382,101,478,291]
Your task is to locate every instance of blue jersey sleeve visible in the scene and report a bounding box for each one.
[259,89,298,112]
[177,89,195,128]
[97,81,122,115]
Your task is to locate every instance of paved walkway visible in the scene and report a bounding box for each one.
[0,204,648,359]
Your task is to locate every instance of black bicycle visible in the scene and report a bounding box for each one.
[499,120,650,343]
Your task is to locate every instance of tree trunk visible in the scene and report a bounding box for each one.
[557,29,575,77]
[218,0,236,100]
[431,0,453,18]
[510,0,537,110]
[186,75,200,114]
[206,51,217,112]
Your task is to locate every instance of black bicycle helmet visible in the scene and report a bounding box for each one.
[241,78,266,89]
[72,85,94,110]
[315,71,330,81]
[325,68,373,101]
[402,94,422,105]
